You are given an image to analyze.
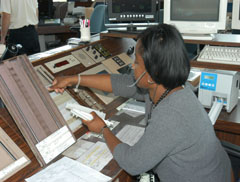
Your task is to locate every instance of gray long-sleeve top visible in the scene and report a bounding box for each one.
[111,74,231,182]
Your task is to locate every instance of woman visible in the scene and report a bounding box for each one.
[49,24,231,182]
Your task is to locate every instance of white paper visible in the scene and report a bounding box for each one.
[118,109,144,118]
[77,141,113,171]
[36,126,75,164]
[116,125,145,146]
[25,157,112,182]
[62,139,94,160]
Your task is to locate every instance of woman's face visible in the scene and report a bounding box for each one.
[132,40,149,88]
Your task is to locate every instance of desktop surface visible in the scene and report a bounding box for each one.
[108,29,144,35]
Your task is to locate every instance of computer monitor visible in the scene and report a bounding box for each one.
[38,0,54,19]
[105,0,159,31]
[232,0,240,29]
[67,0,88,1]
[164,0,228,40]
[53,0,67,2]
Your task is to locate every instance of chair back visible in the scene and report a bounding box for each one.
[90,4,107,34]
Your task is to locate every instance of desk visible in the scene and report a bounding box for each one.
[37,25,74,35]
[100,32,240,71]
[1,34,239,181]
[0,107,135,182]
[100,32,240,46]
[37,25,78,51]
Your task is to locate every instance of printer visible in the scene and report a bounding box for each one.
[198,70,240,124]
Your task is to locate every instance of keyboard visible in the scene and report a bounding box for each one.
[182,34,214,40]
[197,45,240,65]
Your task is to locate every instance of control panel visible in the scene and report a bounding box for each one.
[71,49,96,68]
[82,46,105,63]
[199,72,217,91]
[102,53,134,74]
[71,44,112,68]
[44,55,81,74]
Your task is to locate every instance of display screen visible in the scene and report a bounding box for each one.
[204,75,215,80]
[170,0,220,21]
[38,0,53,19]
[67,0,88,1]
[53,0,67,2]
[112,0,152,13]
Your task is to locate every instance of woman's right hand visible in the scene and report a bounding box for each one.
[48,76,74,93]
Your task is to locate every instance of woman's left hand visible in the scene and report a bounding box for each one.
[81,112,106,133]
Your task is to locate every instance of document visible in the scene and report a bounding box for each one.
[25,157,112,182]
[77,141,113,171]
[62,139,94,160]
[116,125,145,146]
[36,126,75,164]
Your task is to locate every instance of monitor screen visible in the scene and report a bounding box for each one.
[105,0,159,30]
[38,0,54,19]
[232,0,240,29]
[67,0,88,1]
[164,0,228,35]
[170,0,219,21]
[53,0,67,2]
[112,0,152,14]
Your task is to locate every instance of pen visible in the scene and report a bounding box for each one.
[88,19,90,27]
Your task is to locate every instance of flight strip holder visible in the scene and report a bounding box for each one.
[0,125,31,182]
[0,55,76,167]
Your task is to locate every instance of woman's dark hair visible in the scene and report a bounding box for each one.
[137,24,190,89]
